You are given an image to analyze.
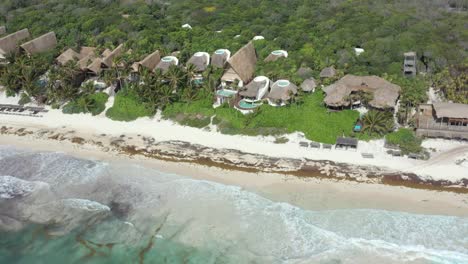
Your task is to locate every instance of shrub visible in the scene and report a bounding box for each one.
[62,92,109,116]
[106,90,153,121]
[386,128,423,154]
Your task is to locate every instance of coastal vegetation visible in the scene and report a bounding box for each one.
[0,0,466,147]
[386,128,423,154]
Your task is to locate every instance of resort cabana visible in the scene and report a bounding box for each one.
[56,47,96,66]
[323,75,401,110]
[101,44,124,68]
[187,52,210,72]
[296,67,313,79]
[20,32,57,56]
[320,66,337,78]
[264,50,288,62]
[267,80,298,107]
[211,49,230,68]
[0,26,6,35]
[336,137,358,150]
[221,41,257,87]
[0,29,30,56]
[131,50,161,72]
[416,102,468,140]
[301,78,317,93]
[239,76,270,101]
[155,56,179,74]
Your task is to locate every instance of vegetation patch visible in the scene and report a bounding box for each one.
[63,92,109,116]
[386,128,423,154]
[274,137,289,144]
[106,89,154,122]
[164,92,359,143]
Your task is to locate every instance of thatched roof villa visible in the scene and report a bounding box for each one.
[131,50,161,72]
[0,29,30,56]
[0,26,6,35]
[320,66,337,78]
[20,32,57,55]
[221,41,257,86]
[264,50,288,62]
[301,78,317,92]
[56,47,96,66]
[323,75,401,109]
[187,52,210,72]
[211,49,230,68]
[101,44,124,68]
[267,80,298,106]
[239,76,270,100]
[416,102,468,140]
[155,55,179,74]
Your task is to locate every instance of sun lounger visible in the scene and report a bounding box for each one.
[322,144,333,150]
[361,153,374,159]
[310,142,321,148]
[299,141,309,147]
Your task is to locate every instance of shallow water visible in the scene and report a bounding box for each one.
[0,146,467,264]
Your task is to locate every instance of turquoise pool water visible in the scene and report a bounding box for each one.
[278,80,290,87]
[215,49,225,55]
[238,99,260,109]
[161,57,173,62]
[272,50,284,55]
[216,89,237,97]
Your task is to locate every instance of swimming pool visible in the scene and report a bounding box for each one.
[238,99,261,109]
[216,89,237,97]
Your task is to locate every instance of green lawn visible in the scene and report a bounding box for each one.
[106,90,154,121]
[163,92,360,144]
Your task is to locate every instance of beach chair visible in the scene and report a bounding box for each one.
[361,153,374,159]
[299,141,309,147]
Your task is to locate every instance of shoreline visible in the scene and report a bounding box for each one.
[1,128,467,217]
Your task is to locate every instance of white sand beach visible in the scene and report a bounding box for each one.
[0,132,467,217]
[0,91,467,183]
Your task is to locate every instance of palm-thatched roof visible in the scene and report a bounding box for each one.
[239,76,270,99]
[0,26,5,35]
[20,32,57,55]
[301,78,317,92]
[296,67,313,79]
[79,47,96,57]
[57,46,97,67]
[264,50,288,62]
[223,41,257,83]
[155,56,179,74]
[0,29,30,55]
[131,50,161,72]
[187,52,210,72]
[433,103,468,119]
[101,44,123,68]
[320,66,337,78]
[323,75,401,109]
[87,58,103,74]
[211,49,230,68]
[268,80,298,101]
[56,48,80,65]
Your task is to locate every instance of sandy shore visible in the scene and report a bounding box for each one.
[1,133,467,217]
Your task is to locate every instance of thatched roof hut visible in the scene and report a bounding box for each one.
[155,56,179,74]
[101,44,123,68]
[323,75,401,109]
[211,49,230,68]
[86,58,103,75]
[320,66,337,78]
[0,29,30,55]
[20,32,57,55]
[239,76,270,100]
[57,46,96,66]
[222,41,257,84]
[433,103,468,119]
[268,80,298,103]
[301,78,317,92]
[0,26,5,35]
[296,67,313,79]
[131,50,161,72]
[187,52,210,72]
[56,48,80,65]
[264,50,288,62]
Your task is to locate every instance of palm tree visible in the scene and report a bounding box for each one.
[184,63,197,84]
[165,65,182,92]
[362,110,394,136]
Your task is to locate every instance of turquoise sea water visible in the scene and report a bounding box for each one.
[0,146,467,264]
